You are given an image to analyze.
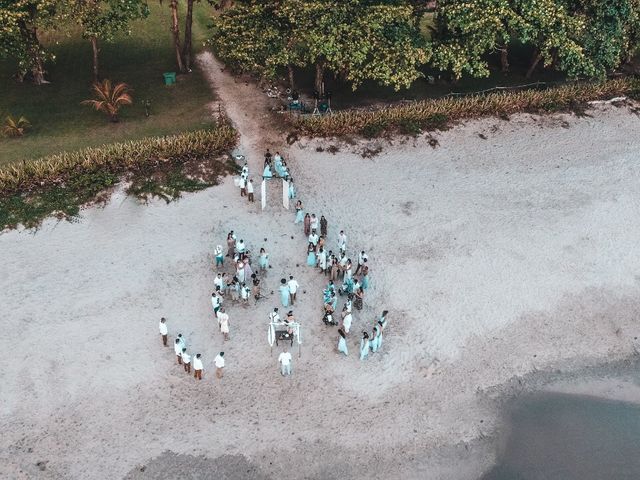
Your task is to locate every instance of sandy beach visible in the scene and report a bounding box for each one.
[1,54,640,479]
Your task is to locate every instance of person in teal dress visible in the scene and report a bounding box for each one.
[288,178,296,199]
[294,200,304,223]
[361,262,370,290]
[263,164,273,179]
[337,328,348,356]
[258,247,269,272]
[360,331,370,360]
[376,310,388,348]
[306,243,316,266]
[279,278,290,307]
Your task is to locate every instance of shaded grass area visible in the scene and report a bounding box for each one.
[0,2,216,166]
[290,77,640,138]
[0,126,238,230]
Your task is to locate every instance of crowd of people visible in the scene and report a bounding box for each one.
[157,148,390,380]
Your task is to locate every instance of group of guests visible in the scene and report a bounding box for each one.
[158,317,226,380]
[291,194,388,361]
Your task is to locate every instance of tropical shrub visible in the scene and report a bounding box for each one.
[82,79,133,122]
[2,115,31,137]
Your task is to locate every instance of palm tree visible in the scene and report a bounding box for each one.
[82,80,133,122]
[2,116,31,137]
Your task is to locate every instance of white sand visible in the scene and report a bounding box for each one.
[1,54,640,479]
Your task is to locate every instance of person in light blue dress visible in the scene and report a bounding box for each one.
[288,179,296,199]
[360,331,370,360]
[337,328,348,356]
[279,278,290,307]
[370,326,380,353]
[376,310,388,349]
[258,247,269,272]
[263,164,273,179]
[294,200,304,224]
[360,261,369,290]
[306,243,317,266]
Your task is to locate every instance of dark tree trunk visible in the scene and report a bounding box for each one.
[182,0,195,71]
[526,49,543,79]
[500,46,509,73]
[170,0,186,73]
[288,64,295,90]
[90,36,99,83]
[314,60,325,95]
[19,6,47,84]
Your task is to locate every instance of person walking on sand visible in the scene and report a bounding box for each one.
[247,178,255,202]
[310,214,319,231]
[342,309,353,334]
[306,243,317,266]
[211,290,222,315]
[159,317,168,346]
[294,200,304,224]
[237,239,246,255]
[252,277,261,303]
[360,332,370,361]
[258,247,269,272]
[360,260,370,290]
[217,308,230,341]
[181,348,192,373]
[320,215,328,237]
[215,245,224,268]
[317,247,327,273]
[337,328,348,356]
[279,278,290,307]
[370,326,380,353]
[174,338,183,364]
[338,230,347,255]
[278,349,293,376]
[303,213,311,236]
[308,229,319,248]
[193,353,204,380]
[288,178,296,199]
[215,352,225,378]
[269,307,281,324]
[240,282,250,305]
[288,275,300,305]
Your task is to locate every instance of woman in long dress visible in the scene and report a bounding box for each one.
[320,215,327,236]
[360,332,370,360]
[354,287,364,311]
[337,328,348,356]
[361,263,370,290]
[243,258,253,281]
[279,278,290,307]
[303,213,311,236]
[226,233,236,258]
[258,247,269,272]
[306,243,317,266]
[236,260,245,283]
[310,214,319,231]
[288,179,296,199]
[294,200,304,224]
[370,326,380,353]
[317,247,327,273]
[274,154,285,177]
[263,163,273,179]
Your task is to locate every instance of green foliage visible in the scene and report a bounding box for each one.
[210,0,430,91]
[67,0,150,42]
[292,77,638,137]
[2,115,31,137]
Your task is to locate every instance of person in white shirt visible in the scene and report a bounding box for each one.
[269,307,281,324]
[193,353,204,380]
[218,308,230,341]
[237,239,246,254]
[308,230,319,247]
[211,291,221,314]
[174,338,183,364]
[338,230,347,254]
[342,311,353,334]
[278,350,292,376]
[240,283,250,304]
[239,176,247,197]
[215,244,224,268]
[181,348,191,374]
[159,317,168,346]
[287,275,300,305]
[247,179,255,202]
[215,352,225,378]
[310,214,319,231]
[214,273,224,292]
[355,250,368,275]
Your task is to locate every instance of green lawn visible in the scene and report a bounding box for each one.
[0,2,216,167]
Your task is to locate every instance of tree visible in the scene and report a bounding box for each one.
[182,0,196,71]
[82,79,133,122]
[70,0,149,82]
[0,0,59,84]
[210,0,430,93]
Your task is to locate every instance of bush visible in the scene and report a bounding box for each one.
[291,77,639,138]
[0,125,238,195]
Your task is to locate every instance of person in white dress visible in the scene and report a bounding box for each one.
[159,317,168,346]
[218,308,230,341]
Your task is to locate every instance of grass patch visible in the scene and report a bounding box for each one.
[0,125,238,230]
[0,2,216,167]
[290,77,640,138]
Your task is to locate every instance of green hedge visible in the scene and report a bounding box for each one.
[290,78,640,138]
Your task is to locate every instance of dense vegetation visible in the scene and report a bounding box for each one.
[210,0,640,92]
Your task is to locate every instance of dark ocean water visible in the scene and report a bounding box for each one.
[481,392,640,480]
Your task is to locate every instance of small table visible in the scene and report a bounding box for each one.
[275,330,294,347]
